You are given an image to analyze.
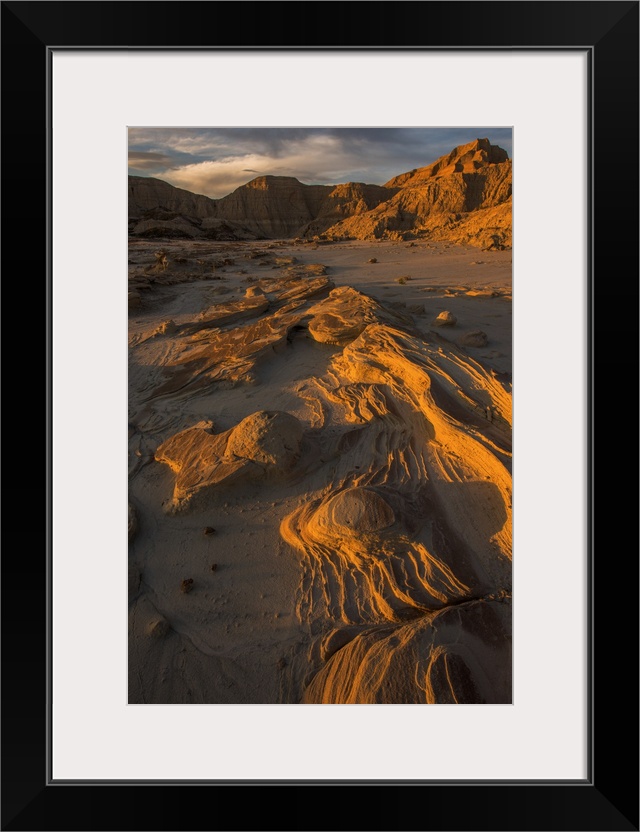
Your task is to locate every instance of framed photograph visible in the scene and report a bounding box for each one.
[126,123,516,713]
[2,2,637,830]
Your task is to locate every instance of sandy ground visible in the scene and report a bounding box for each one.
[128,239,512,704]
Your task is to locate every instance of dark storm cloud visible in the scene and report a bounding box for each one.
[127,128,512,198]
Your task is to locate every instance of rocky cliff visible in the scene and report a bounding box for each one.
[129,138,511,248]
[323,139,512,248]
[214,176,332,238]
[128,176,217,219]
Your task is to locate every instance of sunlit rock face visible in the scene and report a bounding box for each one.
[277,283,511,703]
[302,598,512,704]
[307,286,411,345]
[225,411,304,469]
[325,138,511,248]
[128,139,511,248]
[155,411,305,512]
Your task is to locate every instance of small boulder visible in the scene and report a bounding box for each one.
[432,310,457,327]
[458,330,488,348]
[225,411,303,471]
[146,617,170,638]
[157,319,177,335]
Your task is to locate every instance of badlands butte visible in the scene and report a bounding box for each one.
[128,138,512,704]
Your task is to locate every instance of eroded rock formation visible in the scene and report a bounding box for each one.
[129,138,511,248]
[156,411,305,511]
[139,269,511,703]
[129,176,217,219]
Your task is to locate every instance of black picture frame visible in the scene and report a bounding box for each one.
[2,2,638,830]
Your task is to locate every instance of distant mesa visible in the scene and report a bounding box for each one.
[128,176,217,219]
[383,137,508,187]
[129,138,511,249]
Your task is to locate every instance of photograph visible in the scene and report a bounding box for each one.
[2,0,636,826]
[127,127,513,705]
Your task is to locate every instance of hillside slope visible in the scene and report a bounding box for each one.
[128,138,511,248]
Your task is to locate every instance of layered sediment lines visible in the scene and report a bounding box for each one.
[137,265,512,703]
[327,156,512,247]
[129,176,218,219]
[303,598,512,704]
[129,138,511,248]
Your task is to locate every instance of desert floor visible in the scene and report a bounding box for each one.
[128,239,512,704]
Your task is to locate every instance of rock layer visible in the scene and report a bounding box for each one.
[129,176,217,219]
[303,598,512,704]
[129,138,511,248]
[156,411,305,511]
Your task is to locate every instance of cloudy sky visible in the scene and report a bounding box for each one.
[128,127,512,199]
